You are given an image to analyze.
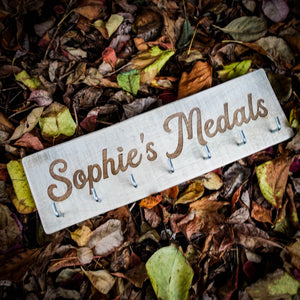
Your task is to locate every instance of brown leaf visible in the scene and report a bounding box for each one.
[13,132,44,150]
[251,202,273,224]
[177,61,212,99]
[178,196,229,239]
[48,248,81,273]
[287,239,300,270]
[113,263,148,288]
[0,248,42,281]
[0,112,14,142]
[9,107,44,141]
[144,207,162,228]
[0,204,22,253]
[74,1,106,20]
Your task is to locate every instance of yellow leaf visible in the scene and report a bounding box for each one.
[81,268,115,294]
[70,225,92,247]
[197,172,223,190]
[7,160,36,214]
[175,182,205,205]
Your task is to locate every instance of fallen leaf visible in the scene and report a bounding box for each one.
[255,36,294,65]
[117,69,140,95]
[178,61,212,99]
[74,2,106,20]
[87,219,124,256]
[39,102,76,140]
[70,225,92,247]
[56,268,82,283]
[106,14,124,38]
[227,207,249,224]
[175,182,205,205]
[130,46,175,85]
[217,60,251,82]
[13,133,44,150]
[251,202,273,224]
[77,247,93,264]
[262,0,289,23]
[177,49,204,64]
[197,172,223,190]
[9,107,44,141]
[0,248,41,281]
[113,263,148,288]
[177,19,194,49]
[15,70,42,91]
[0,112,14,142]
[214,16,267,42]
[161,185,179,200]
[134,9,162,42]
[123,96,157,118]
[246,269,300,299]
[7,160,36,214]
[287,239,300,270]
[234,223,281,251]
[28,89,53,106]
[267,73,292,103]
[139,195,163,209]
[256,155,293,208]
[0,204,22,253]
[102,47,117,68]
[144,207,161,228]
[146,245,194,300]
[48,248,81,273]
[82,268,115,294]
[222,162,251,199]
[178,196,229,239]
[73,86,103,111]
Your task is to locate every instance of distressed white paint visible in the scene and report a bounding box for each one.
[22,70,294,234]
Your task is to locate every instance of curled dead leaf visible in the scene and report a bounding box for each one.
[177,61,212,99]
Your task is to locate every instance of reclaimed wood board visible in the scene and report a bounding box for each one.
[22,69,294,234]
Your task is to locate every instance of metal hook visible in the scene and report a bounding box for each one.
[52,202,63,217]
[270,116,281,133]
[168,158,174,173]
[203,144,212,160]
[130,174,137,188]
[237,130,247,146]
[91,187,101,202]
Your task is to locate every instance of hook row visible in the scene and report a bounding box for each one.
[51,116,281,217]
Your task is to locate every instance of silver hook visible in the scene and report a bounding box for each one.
[203,144,212,160]
[52,202,63,217]
[237,130,247,146]
[130,174,137,188]
[91,187,101,202]
[168,158,174,173]
[270,116,281,133]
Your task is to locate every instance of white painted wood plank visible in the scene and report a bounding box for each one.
[22,69,294,234]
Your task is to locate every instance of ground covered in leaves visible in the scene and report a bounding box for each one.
[1,0,300,299]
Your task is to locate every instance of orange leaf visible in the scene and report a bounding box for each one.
[251,202,273,224]
[139,195,163,209]
[161,185,179,199]
[177,61,212,99]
